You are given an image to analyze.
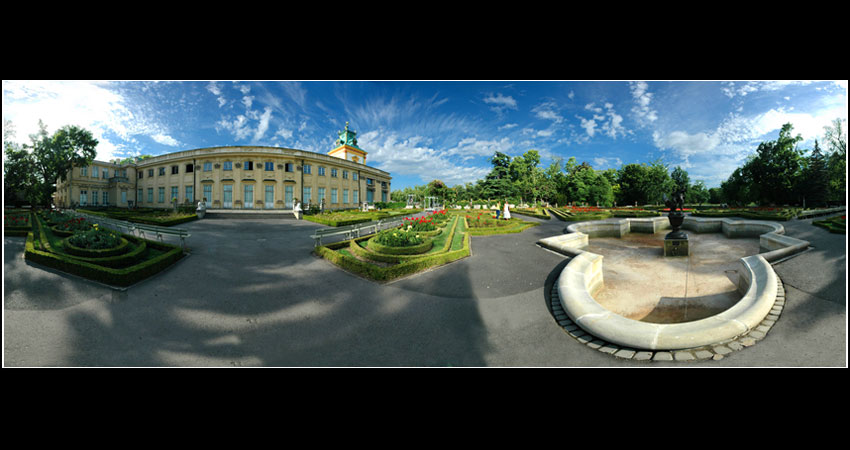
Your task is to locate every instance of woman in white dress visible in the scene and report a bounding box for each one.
[503,201,511,220]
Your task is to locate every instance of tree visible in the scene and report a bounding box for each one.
[799,140,829,207]
[823,118,847,204]
[742,123,804,205]
[617,160,672,205]
[686,180,710,206]
[25,121,98,207]
[3,120,39,206]
[481,151,515,200]
[670,166,690,195]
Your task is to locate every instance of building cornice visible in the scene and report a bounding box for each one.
[130,146,390,178]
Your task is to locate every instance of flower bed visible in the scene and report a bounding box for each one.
[367,228,433,255]
[691,208,798,221]
[4,211,32,236]
[812,215,846,234]
[511,207,551,220]
[24,212,184,287]
[78,208,197,227]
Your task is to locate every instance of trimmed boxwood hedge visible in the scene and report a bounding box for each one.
[367,235,433,255]
[25,212,184,287]
[812,215,846,234]
[511,208,551,220]
[62,236,130,258]
[315,213,470,282]
[691,209,798,221]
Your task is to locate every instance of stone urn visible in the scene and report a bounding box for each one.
[667,211,686,239]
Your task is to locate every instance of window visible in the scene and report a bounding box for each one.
[204,162,212,172]
[318,187,325,204]
[92,190,98,206]
[203,185,212,203]
[80,190,87,205]
[81,167,88,177]
[172,165,179,175]
[382,191,387,203]
[148,169,154,177]
[381,181,387,189]
[103,191,108,205]
[92,166,99,178]
[103,168,109,179]
[331,188,338,204]
[186,163,194,173]
[121,191,127,204]
[343,189,349,204]
[138,189,143,203]
[353,190,359,205]
[318,166,325,176]
[342,170,348,179]
[303,164,311,174]
[244,161,253,170]
[158,187,165,203]
[353,172,358,181]
[331,168,338,178]
[366,178,373,185]
[159,167,166,176]
[185,186,193,202]
[285,163,294,172]
[148,188,154,203]
[265,162,274,171]
[303,187,311,205]
[138,171,143,179]
[171,186,178,203]
[223,161,232,171]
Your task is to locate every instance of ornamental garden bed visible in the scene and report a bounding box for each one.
[315,209,536,282]
[24,211,184,287]
[4,210,32,237]
[511,207,551,220]
[812,215,846,234]
[690,207,799,221]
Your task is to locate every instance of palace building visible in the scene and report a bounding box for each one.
[54,123,391,211]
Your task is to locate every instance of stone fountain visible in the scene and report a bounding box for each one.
[663,189,688,256]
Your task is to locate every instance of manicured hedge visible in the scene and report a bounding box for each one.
[25,212,184,287]
[367,235,434,255]
[511,208,551,220]
[691,209,798,221]
[812,215,846,234]
[315,213,470,281]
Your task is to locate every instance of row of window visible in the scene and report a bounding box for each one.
[127,185,388,205]
[135,162,373,182]
[79,167,127,179]
[77,190,127,206]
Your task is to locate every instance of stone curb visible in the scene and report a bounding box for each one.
[548,275,785,362]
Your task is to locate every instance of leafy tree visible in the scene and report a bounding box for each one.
[617,160,672,205]
[686,180,710,206]
[721,167,753,206]
[670,166,690,195]
[481,151,515,200]
[3,120,39,206]
[799,140,829,207]
[823,118,846,203]
[741,123,804,205]
[24,121,98,207]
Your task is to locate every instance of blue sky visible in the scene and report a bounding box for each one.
[3,80,846,190]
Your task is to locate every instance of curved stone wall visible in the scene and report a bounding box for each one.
[540,216,810,351]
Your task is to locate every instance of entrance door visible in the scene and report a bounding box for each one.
[285,185,293,209]
[223,185,233,209]
[366,189,374,204]
[265,185,274,209]
[244,185,253,209]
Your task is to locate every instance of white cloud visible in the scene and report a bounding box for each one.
[1,80,181,161]
[358,129,491,186]
[629,81,658,125]
[498,123,518,130]
[532,101,563,123]
[207,81,227,107]
[578,116,597,137]
[254,107,273,142]
[483,92,517,113]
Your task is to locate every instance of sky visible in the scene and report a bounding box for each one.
[3,80,847,190]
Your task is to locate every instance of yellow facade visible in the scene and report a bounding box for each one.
[55,145,391,210]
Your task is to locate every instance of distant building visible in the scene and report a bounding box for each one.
[54,123,391,210]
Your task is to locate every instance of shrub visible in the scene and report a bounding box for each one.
[68,226,122,250]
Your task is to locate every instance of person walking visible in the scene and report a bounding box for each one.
[503,201,511,220]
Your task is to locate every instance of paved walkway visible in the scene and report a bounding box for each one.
[3,213,846,367]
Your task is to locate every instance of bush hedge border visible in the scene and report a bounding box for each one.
[25,213,184,287]
[812,215,846,234]
[315,214,470,282]
[367,234,434,255]
[62,236,130,258]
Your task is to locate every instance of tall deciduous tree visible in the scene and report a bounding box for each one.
[25,121,98,207]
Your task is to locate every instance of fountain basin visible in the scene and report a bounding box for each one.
[540,216,810,351]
